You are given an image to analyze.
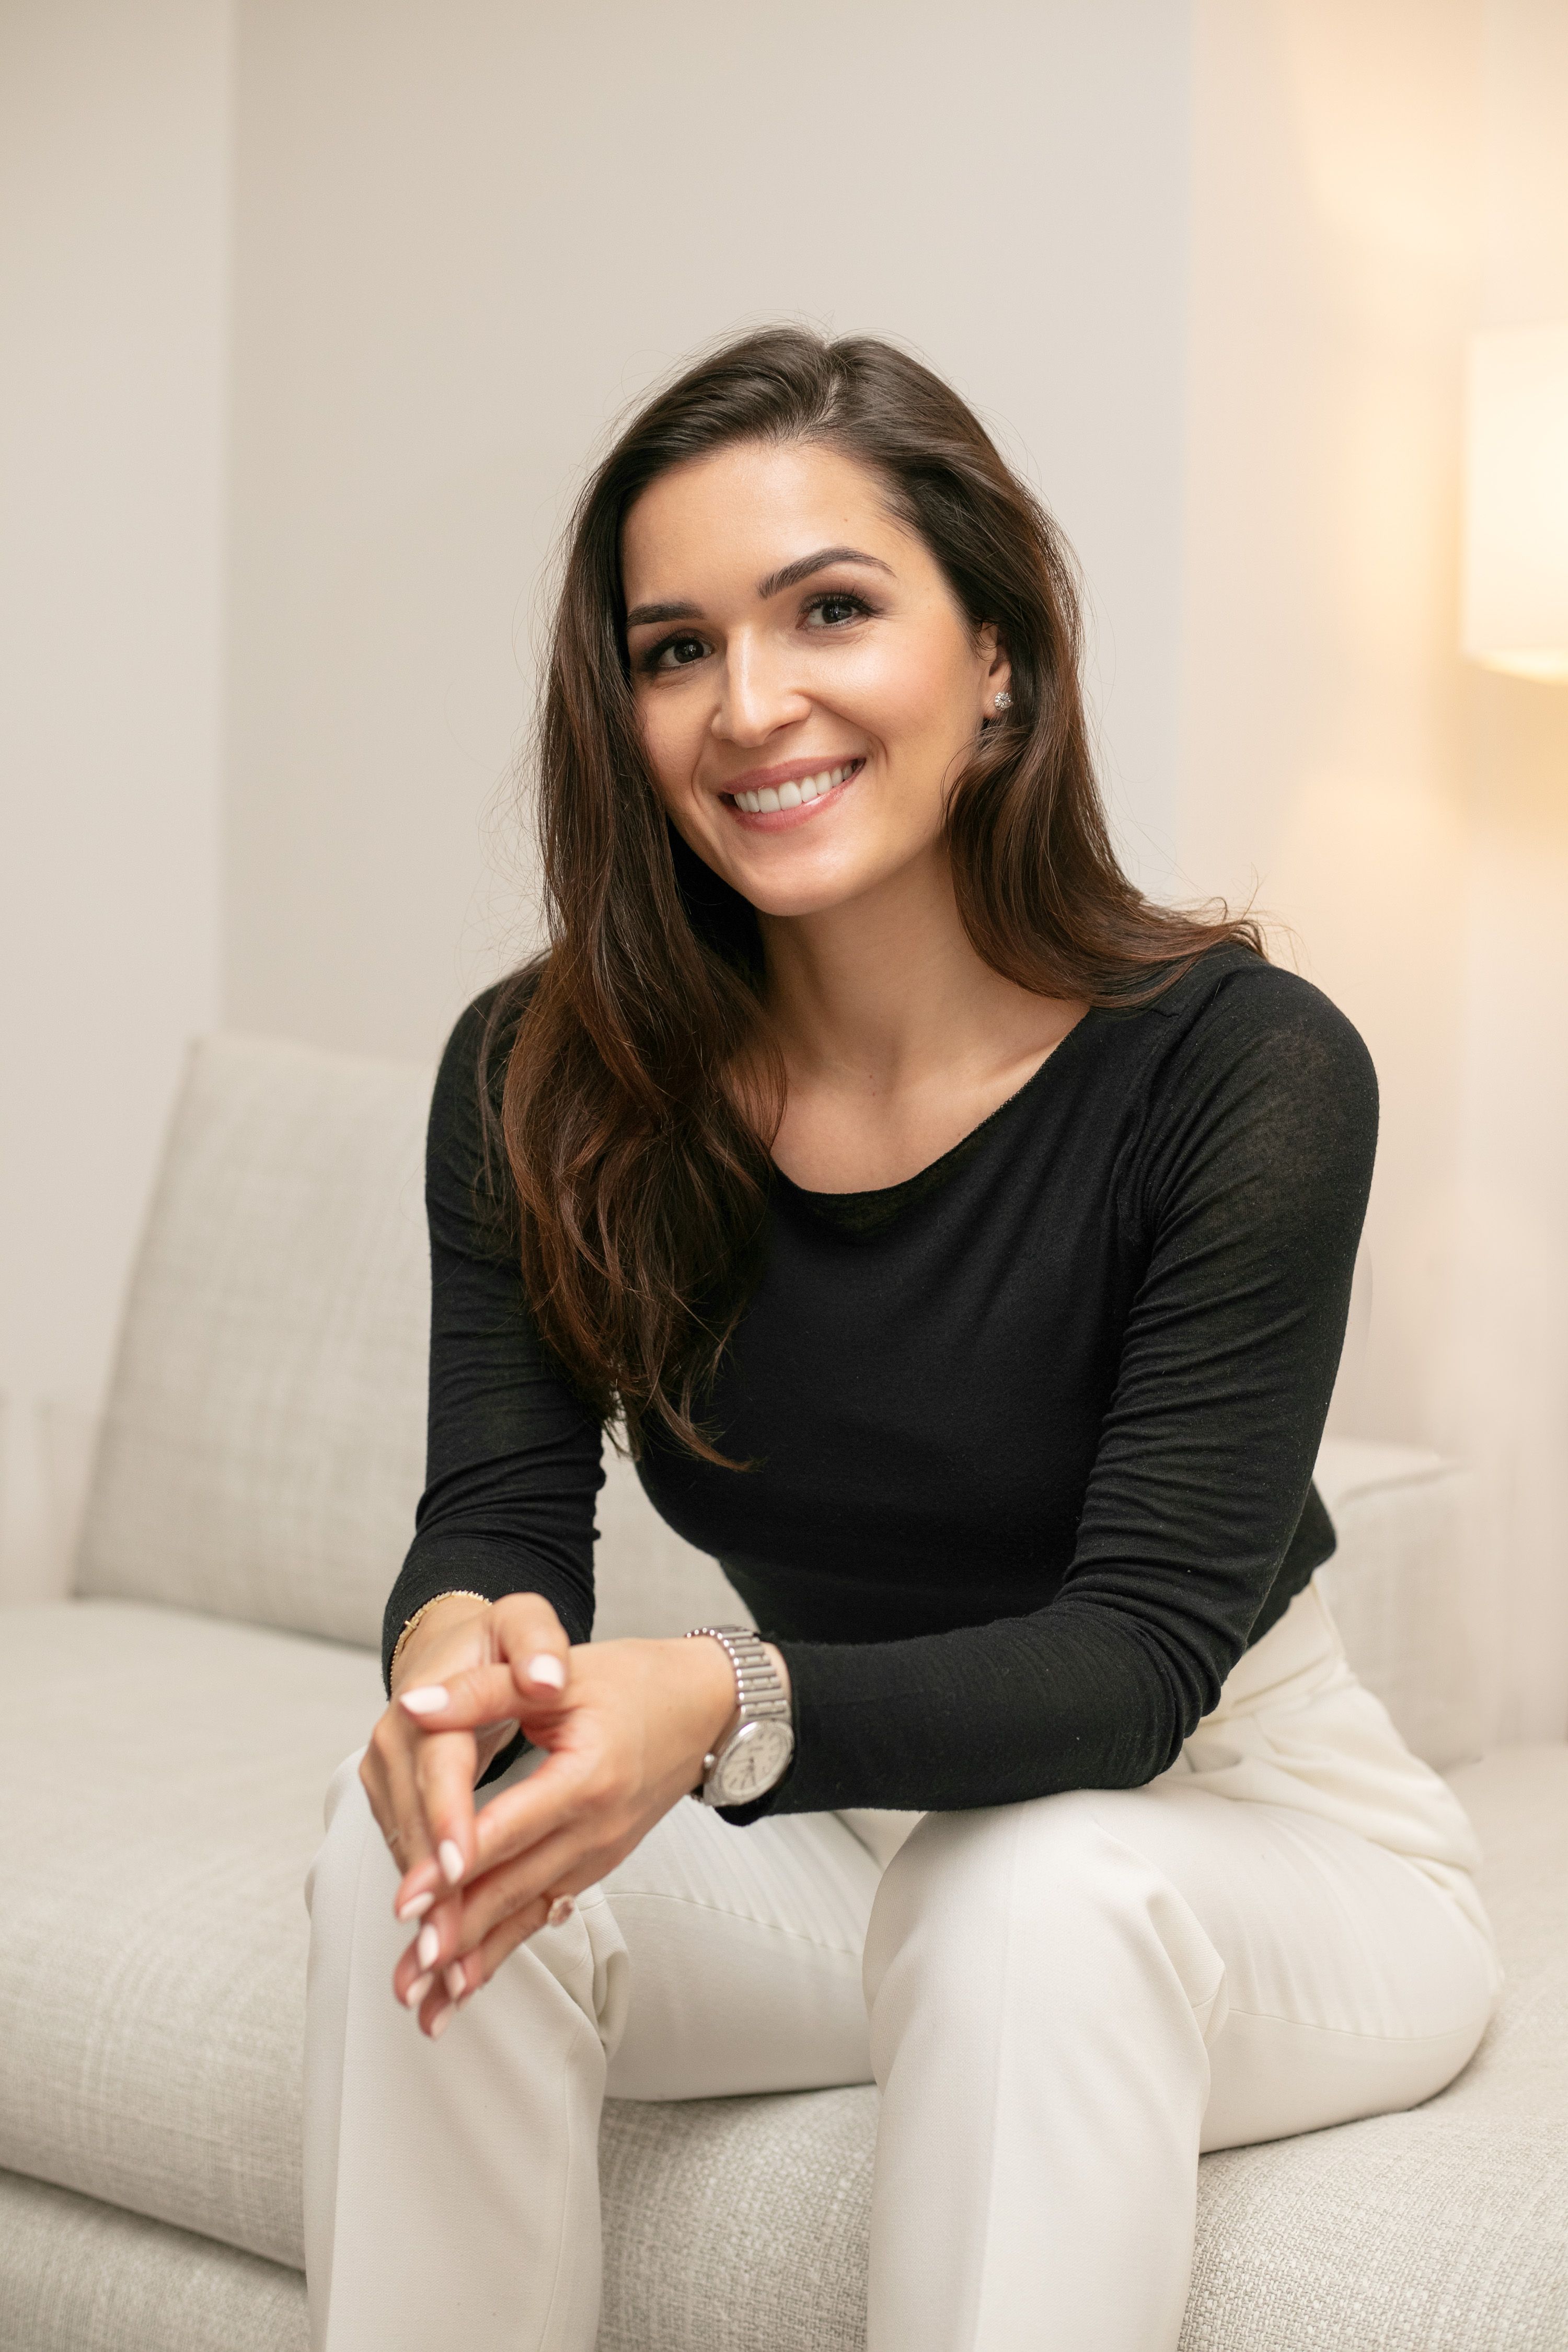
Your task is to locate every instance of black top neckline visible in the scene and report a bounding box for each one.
[772,1002,1108,1238]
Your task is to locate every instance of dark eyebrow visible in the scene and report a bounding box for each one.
[755,545,894,600]
[624,596,703,629]
[624,545,893,632]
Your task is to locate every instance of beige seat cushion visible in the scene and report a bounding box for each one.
[0,1601,381,2267]
[3,1594,1563,2350]
[0,2171,307,2352]
[596,1748,1568,2351]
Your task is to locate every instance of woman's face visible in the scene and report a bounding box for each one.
[621,439,1008,921]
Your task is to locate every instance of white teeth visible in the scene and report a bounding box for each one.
[732,762,857,815]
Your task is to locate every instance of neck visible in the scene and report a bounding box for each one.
[757,848,1027,1091]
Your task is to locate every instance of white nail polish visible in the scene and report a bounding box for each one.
[428,2002,454,2041]
[417,1922,441,1970]
[396,1889,434,1922]
[445,1963,466,2001]
[438,1838,465,1886]
[398,1686,450,1716]
[402,1971,433,2010]
[547,1895,575,1929]
[527,1653,566,1689]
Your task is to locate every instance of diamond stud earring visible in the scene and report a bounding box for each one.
[994,690,1012,710]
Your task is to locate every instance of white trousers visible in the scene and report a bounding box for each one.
[303,1581,1499,2352]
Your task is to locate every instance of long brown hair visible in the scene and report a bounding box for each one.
[490,327,1260,1460]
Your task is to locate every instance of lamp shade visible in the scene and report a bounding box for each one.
[1462,323,1568,682]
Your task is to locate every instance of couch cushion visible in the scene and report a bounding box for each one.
[594,1746,1568,2351]
[0,1601,381,2267]
[0,2170,307,2352]
[71,1031,741,1654]
[3,1593,1562,2345]
[1314,1436,1485,1769]
[76,1037,433,1648]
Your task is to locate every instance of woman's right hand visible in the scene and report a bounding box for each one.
[358,1592,573,1956]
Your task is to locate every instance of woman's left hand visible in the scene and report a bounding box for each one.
[387,1633,764,2035]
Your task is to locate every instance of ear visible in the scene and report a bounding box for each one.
[976,623,1012,718]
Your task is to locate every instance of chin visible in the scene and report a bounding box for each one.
[725,863,873,921]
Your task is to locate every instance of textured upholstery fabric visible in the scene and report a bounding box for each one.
[594,1745,1568,2352]
[76,1036,433,1648]
[1314,1437,1485,1770]
[0,1601,382,2267]
[71,1030,736,1652]
[1,1638,1563,2348]
[0,2172,307,2352]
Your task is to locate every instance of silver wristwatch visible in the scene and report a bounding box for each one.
[687,1625,794,1806]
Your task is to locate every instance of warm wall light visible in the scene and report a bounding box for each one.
[1462,323,1568,682]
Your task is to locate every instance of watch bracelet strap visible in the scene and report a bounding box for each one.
[686,1626,790,1792]
[687,1625,790,1719]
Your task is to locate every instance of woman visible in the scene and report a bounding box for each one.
[304,328,1497,2352]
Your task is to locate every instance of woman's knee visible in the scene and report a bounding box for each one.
[305,1748,382,1923]
[867,1793,1109,1981]
[864,1790,1223,2035]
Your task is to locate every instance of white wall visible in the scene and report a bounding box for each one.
[1180,0,1482,1445]
[221,0,1195,1063]
[0,0,229,1597]
[1180,0,1568,1741]
[1447,0,1568,1740]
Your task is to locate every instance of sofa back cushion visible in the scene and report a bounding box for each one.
[1312,1438,1485,1770]
[77,1036,433,1647]
[76,1032,736,1653]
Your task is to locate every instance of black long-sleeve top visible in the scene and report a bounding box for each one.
[384,946,1377,1821]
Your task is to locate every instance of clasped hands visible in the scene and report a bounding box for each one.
[358,1594,748,2039]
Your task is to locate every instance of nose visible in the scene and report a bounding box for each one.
[711,629,811,747]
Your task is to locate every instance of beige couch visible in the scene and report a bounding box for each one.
[2,1034,1564,2351]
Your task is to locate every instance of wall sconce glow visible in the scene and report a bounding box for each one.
[1462,323,1568,682]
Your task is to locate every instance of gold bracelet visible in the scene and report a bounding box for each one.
[389,1590,490,1677]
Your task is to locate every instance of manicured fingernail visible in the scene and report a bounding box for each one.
[547,1895,575,1928]
[438,1838,465,1886]
[428,2001,454,2040]
[399,1686,449,1716]
[396,1888,434,1922]
[402,1971,433,2010]
[417,1922,441,1970]
[444,1963,466,2001]
[527,1653,566,1690]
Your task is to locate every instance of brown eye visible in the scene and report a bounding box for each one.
[650,633,709,672]
[805,591,872,629]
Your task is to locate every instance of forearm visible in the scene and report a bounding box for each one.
[752,1604,1200,1819]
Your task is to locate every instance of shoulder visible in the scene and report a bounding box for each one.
[1116,949,1378,1220]
[428,964,548,1220]
[1144,947,1376,1113]
[433,963,547,1126]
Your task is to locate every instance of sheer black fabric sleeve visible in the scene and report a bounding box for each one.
[745,972,1377,1819]
[379,991,604,1690]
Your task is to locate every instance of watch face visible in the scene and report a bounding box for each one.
[712,1718,794,1804]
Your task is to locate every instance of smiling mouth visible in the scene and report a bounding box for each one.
[724,759,862,815]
